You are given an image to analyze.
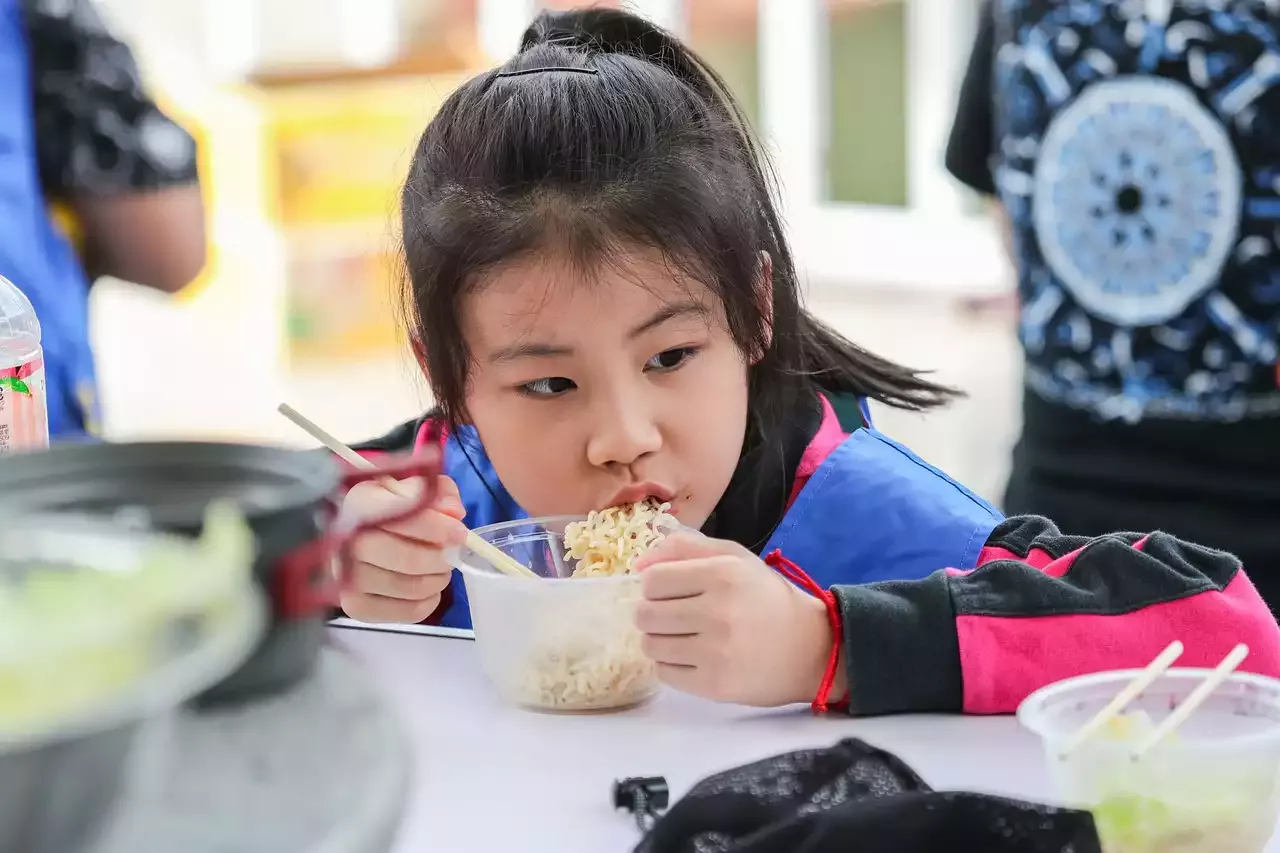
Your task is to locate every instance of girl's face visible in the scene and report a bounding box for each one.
[459,248,752,527]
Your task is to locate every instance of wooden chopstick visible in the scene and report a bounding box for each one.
[277,403,540,580]
[1130,643,1250,758]
[1058,640,1184,758]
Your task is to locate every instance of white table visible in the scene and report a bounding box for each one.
[97,648,408,853]
[330,624,1065,852]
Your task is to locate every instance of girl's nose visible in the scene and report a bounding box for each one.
[585,392,663,469]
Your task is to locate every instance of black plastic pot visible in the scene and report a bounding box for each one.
[0,441,440,705]
[0,720,140,853]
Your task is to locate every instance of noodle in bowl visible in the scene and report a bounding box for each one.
[450,509,678,712]
[511,580,656,711]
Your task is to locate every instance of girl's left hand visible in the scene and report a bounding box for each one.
[632,532,843,707]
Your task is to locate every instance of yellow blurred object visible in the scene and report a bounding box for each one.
[153,92,219,302]
[48,202,83,252]
[1097,709,1181,745]
[263,75,469,227]
[250,71,470,362]
[283,236,410,361]
[97,48,475,367]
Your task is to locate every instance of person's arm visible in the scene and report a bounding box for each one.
[832,515,1280,716]
[72,189,205,293]
[944,2,1017,271]
[945,1,997,197]
[26,0,205,293]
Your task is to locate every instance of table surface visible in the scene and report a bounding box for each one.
[98,648,409,853]
[330,624,1134,853]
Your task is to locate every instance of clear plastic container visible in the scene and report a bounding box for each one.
[0,510,264,853]
[450,515,667,713]
[0,275,48,453]
[1018,669,1280,853]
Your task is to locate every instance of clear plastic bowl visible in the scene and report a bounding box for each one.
[0,512,264,853]
[450,515,674,713]
[1018,668,1280,853]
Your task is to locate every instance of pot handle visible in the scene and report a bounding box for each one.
[274,449,444,619]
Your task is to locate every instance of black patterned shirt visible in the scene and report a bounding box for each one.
[946,1,1280,588]
[22,0,198,197]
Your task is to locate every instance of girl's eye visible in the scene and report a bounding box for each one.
[645,347,699,372]
[518,376,576,398]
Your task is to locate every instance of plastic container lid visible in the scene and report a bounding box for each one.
[0,441,339,534]
[1018,667,1280,751]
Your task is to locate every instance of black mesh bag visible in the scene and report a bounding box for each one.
[632,738,1102,853]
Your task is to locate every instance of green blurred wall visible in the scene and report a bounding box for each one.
[827,2,907,206]
[692,2,908,207]
[693,40,762,134]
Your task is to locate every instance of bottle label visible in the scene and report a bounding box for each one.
[0,356,49,453]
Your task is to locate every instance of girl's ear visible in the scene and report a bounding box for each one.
[754,250,774,363]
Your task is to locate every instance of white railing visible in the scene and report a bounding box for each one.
[480,0,1007,295]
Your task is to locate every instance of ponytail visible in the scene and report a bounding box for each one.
[518,10,761,176]
[797,315,959,410]
[518,10,722,105]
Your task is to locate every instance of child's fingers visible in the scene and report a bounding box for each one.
[346,484,469,550]
[338,590,442,625]
[640,633,702,667]
[392,508,468,548]
[432,475,466,520]
[344,479,467,536]
[653,662,704,696]
[349,560,451,601]
[640,555,737,601]
[635,595,706,635]
[632,531,730,572]
[351,528,457,576]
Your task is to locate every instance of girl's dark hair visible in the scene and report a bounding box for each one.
[400,8,958,438]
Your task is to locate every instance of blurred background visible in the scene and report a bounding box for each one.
[86,0,1017,502]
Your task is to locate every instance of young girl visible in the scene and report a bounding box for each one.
[343,8,1280,716]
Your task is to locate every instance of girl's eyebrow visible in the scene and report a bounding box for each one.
[487,300,708,364]
[488,341,574,364]
[628,300,707,338]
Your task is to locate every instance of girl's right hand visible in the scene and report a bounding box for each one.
[338,474,469,624]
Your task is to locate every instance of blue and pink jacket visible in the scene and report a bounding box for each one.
[354,395,1280,716]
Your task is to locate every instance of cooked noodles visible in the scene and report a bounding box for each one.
[562,499,676,578]
[512,586,657,710]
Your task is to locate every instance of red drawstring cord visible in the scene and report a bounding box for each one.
[764,549,850,714]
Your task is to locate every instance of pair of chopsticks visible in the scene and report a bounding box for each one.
[277,403,539,580]
[1059,640,1251,759]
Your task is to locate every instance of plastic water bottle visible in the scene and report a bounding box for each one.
[0,275,49,453]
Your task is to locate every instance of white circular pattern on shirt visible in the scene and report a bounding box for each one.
[1032,77,1242,327]
[34,0,75,18]
[139,113,196,172]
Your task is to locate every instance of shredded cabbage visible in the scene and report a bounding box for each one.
[0,503,254,729]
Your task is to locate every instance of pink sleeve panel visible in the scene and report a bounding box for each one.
[832,515,1280,717]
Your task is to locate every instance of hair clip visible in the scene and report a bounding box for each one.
[495,66,599,79]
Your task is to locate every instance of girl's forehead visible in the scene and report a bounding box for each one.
[464,249,717,338]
